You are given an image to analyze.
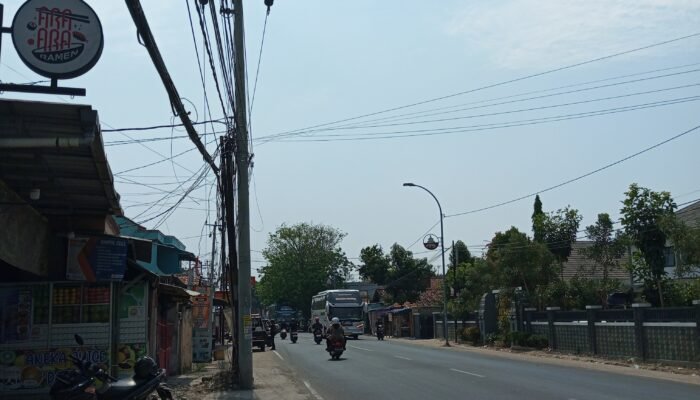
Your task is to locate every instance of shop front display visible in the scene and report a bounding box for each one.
[1,283,113,394]
[116,282,148,378]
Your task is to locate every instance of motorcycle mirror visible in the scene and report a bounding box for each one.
[74,334,84,346]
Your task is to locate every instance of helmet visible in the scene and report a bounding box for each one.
[331,317,340,325]
[134,356,158,379]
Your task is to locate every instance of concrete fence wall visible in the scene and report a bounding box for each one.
[433,319,478,341]
[524,302,700,363]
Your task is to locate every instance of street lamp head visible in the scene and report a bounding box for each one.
[402,182,415,187]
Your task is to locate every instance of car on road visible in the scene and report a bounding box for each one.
[252,314,269,351]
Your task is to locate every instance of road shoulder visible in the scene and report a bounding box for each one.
[392,338,700,386]
[167,348,315,400]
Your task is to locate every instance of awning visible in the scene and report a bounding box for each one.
[159,283,200,299]
[0,99,122,218]
[136,260,166,276]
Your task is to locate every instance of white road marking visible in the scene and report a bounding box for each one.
[348,344,373,352]
[394,355,412,360]
[303,380,324,400]
[450,368,485,378]
[272,350,284,361]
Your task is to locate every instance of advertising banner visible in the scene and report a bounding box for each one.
[66,237,128,281]
[0,347,108,394]
[192,295,210,329]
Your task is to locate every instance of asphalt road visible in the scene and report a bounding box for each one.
[270,333,699,400]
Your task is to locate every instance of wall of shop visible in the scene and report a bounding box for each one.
[0,281,150,394]
[0,180,49,277]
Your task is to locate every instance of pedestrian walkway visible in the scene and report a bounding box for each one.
[169,347,313,400]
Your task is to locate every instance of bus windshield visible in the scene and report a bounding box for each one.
[330,306,363,321]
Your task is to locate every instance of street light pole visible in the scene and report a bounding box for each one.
[403,183,450,347]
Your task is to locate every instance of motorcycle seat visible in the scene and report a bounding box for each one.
[98,376,157,400]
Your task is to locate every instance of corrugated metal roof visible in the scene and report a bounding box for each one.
[0,99,122,217]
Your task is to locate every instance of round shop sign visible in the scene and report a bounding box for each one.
[11,0,104,79]
[423,234,439,250]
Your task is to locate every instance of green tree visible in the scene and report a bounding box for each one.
[580,213,626,306]
[486,227,557,295]
[532,194,545,243]
[449,240,472,267]
[660,215,700,277]
[621,183,676,307]
[540,206,582,267]
[447,258,494,315]
[358,244,391,284]
[257,223,352,318]
[582,213,625,280]
[384,244,434,304]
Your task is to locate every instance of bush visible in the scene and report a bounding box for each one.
[485,333,499,346]
[461,326,481,344]
[509,331,530,347]
[526,334,549,349]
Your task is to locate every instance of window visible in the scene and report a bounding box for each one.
[664,247,676,268]
[329,306,363,320]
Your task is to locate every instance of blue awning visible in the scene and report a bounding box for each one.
[136,260,166,275]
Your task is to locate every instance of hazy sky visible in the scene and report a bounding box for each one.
[2,0,700,276]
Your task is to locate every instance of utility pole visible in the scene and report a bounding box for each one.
[221,136,239,376]
[207,222,218,348]
[453,240,458,343]
[232,0,253,389]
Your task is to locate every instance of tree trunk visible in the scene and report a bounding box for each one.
[657,278,665,308]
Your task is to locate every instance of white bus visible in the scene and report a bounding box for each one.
[311,289,364,338]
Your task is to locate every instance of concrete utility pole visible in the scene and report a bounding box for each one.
[232,0,253,389]
[453,240,458,343]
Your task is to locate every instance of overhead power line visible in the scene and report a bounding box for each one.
[257,32,700,141]
[266,96,700,142]
[294,73,700,134]
[311,62,700,130]
[102,119,227,133]
[125,0,219,174]
[272,83,700,138]
[101,65,699,137]
[249,10,270,115]
[445,123,700,218]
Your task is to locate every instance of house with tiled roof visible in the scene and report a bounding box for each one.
[667,199,700,277]
[676,199,700,227]
[561,241,632,284]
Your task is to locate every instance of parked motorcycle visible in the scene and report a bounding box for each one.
[50,334,172,400]
[327,338,344,360]
[376,323,385,341]
[313,329,323,345]
[290,331,298,343]
[280,329,287,340]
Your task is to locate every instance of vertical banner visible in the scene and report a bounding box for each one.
[192,295,211,362]
[192,295,210,329]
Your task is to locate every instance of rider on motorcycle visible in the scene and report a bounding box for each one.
[326,317,346,350]
[311,317,324,334]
